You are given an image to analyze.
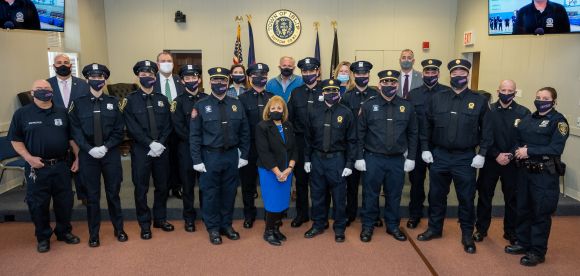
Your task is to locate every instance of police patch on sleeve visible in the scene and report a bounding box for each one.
[558,122,569,136]
[170,101,177,113]
[119,98,127,112]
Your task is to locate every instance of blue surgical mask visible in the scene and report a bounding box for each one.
[336,74,349,83]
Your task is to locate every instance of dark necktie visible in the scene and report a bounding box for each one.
[145,94,159,140]
[93,98,103,146]
[323,107,332,152]
[219,100,230,148]
[257,92,264,120]
[307,90,314,116]
[403,75,410,99]
[447,95,461,144]
[386,103,394,147]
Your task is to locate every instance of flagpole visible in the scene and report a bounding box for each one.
[330,21,339,78]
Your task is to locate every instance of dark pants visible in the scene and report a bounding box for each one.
[427,147,476,236]
[361,153,405,232]
[310,153,347,234]
[516,168,560,257]
[294,133,310,219]
[475,158,518,235]
[71,151,86,200]
[345,169,361,221]
[130,143,170,229]
[239,146,258,220]
[199,148,239,233]
[178,141,200,223]
[81,147,124,239]
[25,161,73,242]
[408,147,428,219]
[167,132,182,191]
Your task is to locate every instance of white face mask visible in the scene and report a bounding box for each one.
[159,62,174,74]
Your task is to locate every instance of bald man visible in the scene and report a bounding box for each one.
[474,80,531,244]
[8,80,81,253]
[266,56,304,102]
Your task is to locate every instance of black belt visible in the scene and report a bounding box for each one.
[365,151,403,157]
[314,150,343,159]
[204,146,236,153]
[41,157,66,166]
[437,147,473,154]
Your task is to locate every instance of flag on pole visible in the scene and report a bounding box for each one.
[233,20,243,65]
[330,22,339,78]
[314,29,321,62]
[247,15,256,66]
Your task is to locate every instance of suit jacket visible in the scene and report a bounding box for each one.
[47,76,90,108]
[255,120,298,171]
[154,74,185,100]
[397,69,422,98]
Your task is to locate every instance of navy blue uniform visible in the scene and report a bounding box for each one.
[171,91,207,224]
[515,109,568,257]
[406,83,450,220]
[475,101,530,237]
[69,94,125,239]
[7,104,74,242]
[513,1,570,34]
[190,95,250,233]
[423,88,492,236]
[123,90,173,229]
[358,96,418,232]
[304,102,356,234]
[238,88,275,221]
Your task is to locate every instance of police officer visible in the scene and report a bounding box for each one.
[171,64,207,233]
[303,79,356,242]
[505,87,568,266]
[418,59,492,254]
[69,64,128,247]
[238,62,275,228]
[341,60,381,227]
[473,80,530,244]
[190,67,250,245]
[0,0,40,30]
[406,59,450,229]
[356,70,418,242]
[287,57,323,227]
[8,79,80,253]
[513,0,570,34]
[124,60,175,240]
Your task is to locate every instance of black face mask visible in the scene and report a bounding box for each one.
[33,89,53,102]
[252,76,267,88]
[450,75,468,89]
[354,76,369,87]
[423,75,439,86]
[302,74,317,85]
[269,111,283,121]
[232,75,246,84]
[88,79,106,91]
[323,92,340,105]
[280,67,293,77]
[55,65,72,77]
[498,93,515,105]
[184,81,199,92]
[211,83,228,95]
[139,76,156,89]
[381,85,398,98]
[534,100,554,113]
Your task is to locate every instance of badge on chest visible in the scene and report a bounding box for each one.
[107,103,114,110]
[158,101,164,108]
[205,105,212,113]
[54,119,63,126]
[539,120,549,128]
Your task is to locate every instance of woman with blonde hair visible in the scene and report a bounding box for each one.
[333,61,355,95]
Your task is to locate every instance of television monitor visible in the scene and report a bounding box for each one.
[488,0,580,35]
[0,0,64,32]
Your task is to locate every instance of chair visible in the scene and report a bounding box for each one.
[17,91,33,107]
[107,83,138,99]
[0,136,25,184]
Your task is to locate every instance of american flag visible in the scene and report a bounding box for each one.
[233,23,243,64]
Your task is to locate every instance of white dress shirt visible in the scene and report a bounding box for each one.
[159,74,178,101]
[57,77,72,108]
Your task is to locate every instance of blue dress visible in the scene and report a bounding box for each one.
[259,124,293,212]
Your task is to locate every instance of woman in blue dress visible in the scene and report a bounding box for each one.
[255,95,297,246]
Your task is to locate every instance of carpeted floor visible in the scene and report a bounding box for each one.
[1,217,579,276]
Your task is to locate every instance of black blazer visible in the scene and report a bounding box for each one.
[154,74,185,99]
[255,120,298,171]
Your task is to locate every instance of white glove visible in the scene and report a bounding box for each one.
[422,151,434,163]
[149,141,166,155]
[404,159,416,172]
[88,147,105,159]
[471,154,485,169]
[96,145,108,156]
[193,163,207,172]
[147,149,161,158]
[238,158,248,168]
[354,159,366,171]
[341,168,353,177]
[304,162,311,173]
[403,150,408,159]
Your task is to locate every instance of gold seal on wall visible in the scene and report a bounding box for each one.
[266,9,302,46]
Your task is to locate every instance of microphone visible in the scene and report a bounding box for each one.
[534,27,545,35]
[3,21,15,29]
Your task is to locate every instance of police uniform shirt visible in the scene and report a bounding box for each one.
[123,89,173,147]
[189,94,250,165]
[358,96,418,160]
[68,94,125,153]
[0,0,40,30]
[287,82,323,134]
[304,102,357,168]
[513,1,570,34]
[486,101,531,158]
[423,88,492,155]
[516,109,568,157]
[407,83,450,151]
[172,92,207,142]
[238,88,275,140]
[341,86,378,120]
[7,104,70,159]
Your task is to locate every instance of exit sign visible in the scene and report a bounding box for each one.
[464,31,474,46]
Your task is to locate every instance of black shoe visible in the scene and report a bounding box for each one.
[172,189,183,199]
[114,230,128,242]
[335,234,346,243]
[417,229,442,241]
[503,232,517,245]
[243,218,255,229]
[520,253,545,266]
[37,240,50,253]
[304,227,324,239]
[153,221,175,232]
[274,227,287,242]
[263,229,281,246]
[473,231,487,242]
[57,233,80,244]
[462,237,476,254]
[374,219,383,227]
[209,231,222,245]
[220,227,240,240]
[360,229,373,242]
[89,238,100,248]
[406,218,420,229]
[140,229,152,240]
[324,221,330,229]
[387,228,407,241]
[291,216,309,228]
[185,221,196,232]
[505,244,527,255]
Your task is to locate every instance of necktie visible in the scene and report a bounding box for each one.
[447,96,461,144]
[403,75,410,99]
[257,93,264,120]
[219,100,230,148]
[386,103,394,147]
[307,90,314,116]
[93,98,103,146]
[165,79,172,100]
[323,107,332,152]
[62,80,70,108]
[146,94,159,140]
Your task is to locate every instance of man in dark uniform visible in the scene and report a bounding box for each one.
[123,60,175,240]
[287,57,323,227]
[405,59,450,229]
[8,79,80,253]
[356,70,418,242]
[69,64,128,247]
[190,67,250,245]
[417,59,492,254]
[238,62,275,229]
[341,60,381,227]
[0,0,40,30]
[513,0,570,34]
[171,64,207,233]
[303,79,356,242]
[473,80,530,244]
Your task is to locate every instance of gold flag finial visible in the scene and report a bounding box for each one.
[314,21,320,31]
[331,21,337,29]
[235,16,243,23]
[246,14,252,22]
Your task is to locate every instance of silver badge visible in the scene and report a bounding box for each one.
[359,62,363,68]
[546,18,554,28]
[205,105,212,113]
[372,105,379,112]
[15,12,24,22]
[54,119,63,126]
[92,64,99,70]
[318,95,324,102]
[258,64,263,70]
[539,120,549,127]
[188,65,193,70]
[306,59,310,64]
[145,61,151,66]
[107,103,114,110]
[158,101,164,107]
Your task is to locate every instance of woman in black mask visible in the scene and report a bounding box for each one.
[227,64,248,98]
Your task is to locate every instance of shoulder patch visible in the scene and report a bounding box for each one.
[119,98,128,112]
[68,101,75,113]
[558,122,569,136]
[170,100,177,113]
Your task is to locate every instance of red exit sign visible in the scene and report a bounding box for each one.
[464,31,474,46]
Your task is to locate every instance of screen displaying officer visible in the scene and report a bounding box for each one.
[513,0,571,35]
[0,0,40,30]
[171,64,207,233]
[8,79,80,253]
[190,67,250,245]
[356,70,418,243]
[69,64,127,247]
[123,60,175,240]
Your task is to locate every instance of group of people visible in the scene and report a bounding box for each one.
[7,49,568,267]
